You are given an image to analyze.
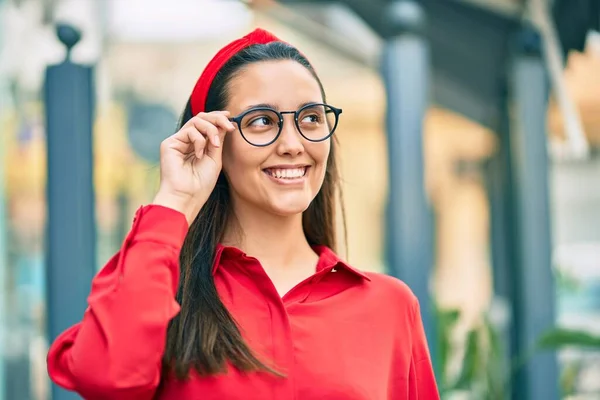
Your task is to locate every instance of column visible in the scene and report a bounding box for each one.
[380,0,435,361]
[45,24,96,400]
[487,81,517,398]
[509,25,559,400]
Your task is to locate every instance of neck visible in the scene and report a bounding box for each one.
[222,201,315,270]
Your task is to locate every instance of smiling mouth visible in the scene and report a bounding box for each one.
[263,166,308,180]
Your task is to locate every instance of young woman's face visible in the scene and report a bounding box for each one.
[222,60,331,217]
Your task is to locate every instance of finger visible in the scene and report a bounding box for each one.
[209,110,231,117]
[196,112,236,134]
[205,129,224,163]
[169,128,206,158]
[196,116,228,163]
[187,129,207,159]
[212,110,231,116]
[183,112,233,133]
[185,116,222,147]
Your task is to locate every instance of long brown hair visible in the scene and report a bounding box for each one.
[163,42,345,379]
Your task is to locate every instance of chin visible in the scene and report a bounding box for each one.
[267,197,312,217]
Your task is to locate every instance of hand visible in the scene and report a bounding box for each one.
[152,111,235,224]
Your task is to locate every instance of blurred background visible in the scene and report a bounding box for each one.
[0,0,599,399]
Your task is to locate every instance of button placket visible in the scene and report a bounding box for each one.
[264,286,297,399]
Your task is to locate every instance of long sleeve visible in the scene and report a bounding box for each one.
[408,297,440,400]
[47,205,188,400]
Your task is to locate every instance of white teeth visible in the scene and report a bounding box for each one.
[266,167,306,179]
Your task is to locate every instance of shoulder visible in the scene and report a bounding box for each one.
[353,272,423,338]
[363,271,419,314]
[365,272,416,300]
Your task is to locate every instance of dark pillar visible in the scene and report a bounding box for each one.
[44,24,96,400]
[487,81,517,399]
[381,0,435,363]
[508,25,559,400]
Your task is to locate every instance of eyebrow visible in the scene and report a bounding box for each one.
[240,101,322,113]
[241,103,279,112]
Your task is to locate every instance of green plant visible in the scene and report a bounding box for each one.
[434,304,600,399]
[559,360,583,397]
[536,327,600,397]
[536,328,600,350]
[434,306,506,399]
[435,307,460,387]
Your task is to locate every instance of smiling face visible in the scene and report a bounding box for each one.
[221,60,331,217]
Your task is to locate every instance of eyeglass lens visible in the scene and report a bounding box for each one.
[239,104,337,146]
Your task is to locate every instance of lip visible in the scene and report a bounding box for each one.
[263,164,311,169]
[262,165,310,186]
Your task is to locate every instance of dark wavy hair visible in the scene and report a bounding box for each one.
[162,42,345,379]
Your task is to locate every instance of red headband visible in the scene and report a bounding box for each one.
[190,28,282,115]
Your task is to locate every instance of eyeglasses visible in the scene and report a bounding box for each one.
[229,103,342,147]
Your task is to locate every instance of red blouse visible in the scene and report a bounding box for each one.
[47,205,439,400]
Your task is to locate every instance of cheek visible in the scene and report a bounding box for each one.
[312,141,331,168]
[223,132,255,169]
[222,134,264,184]
[310,142,331,187]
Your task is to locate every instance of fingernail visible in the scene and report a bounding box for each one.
[214,136,221,147]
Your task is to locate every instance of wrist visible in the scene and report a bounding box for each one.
[152,190,201,225]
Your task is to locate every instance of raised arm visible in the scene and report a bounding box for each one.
[47,205,187,399]
[47,110,235,399]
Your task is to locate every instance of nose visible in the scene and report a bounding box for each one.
[276,114,304,156]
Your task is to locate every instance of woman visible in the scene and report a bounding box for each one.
[47,28,439,400]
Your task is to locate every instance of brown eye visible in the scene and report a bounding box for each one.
[241,109,279,131]
[248,116,273,127]
[301,114,321,124]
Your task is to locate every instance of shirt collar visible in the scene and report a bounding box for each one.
[311,245,371,281]
[213,243,371,282]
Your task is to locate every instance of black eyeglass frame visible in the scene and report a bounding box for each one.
[228,103,343,147]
